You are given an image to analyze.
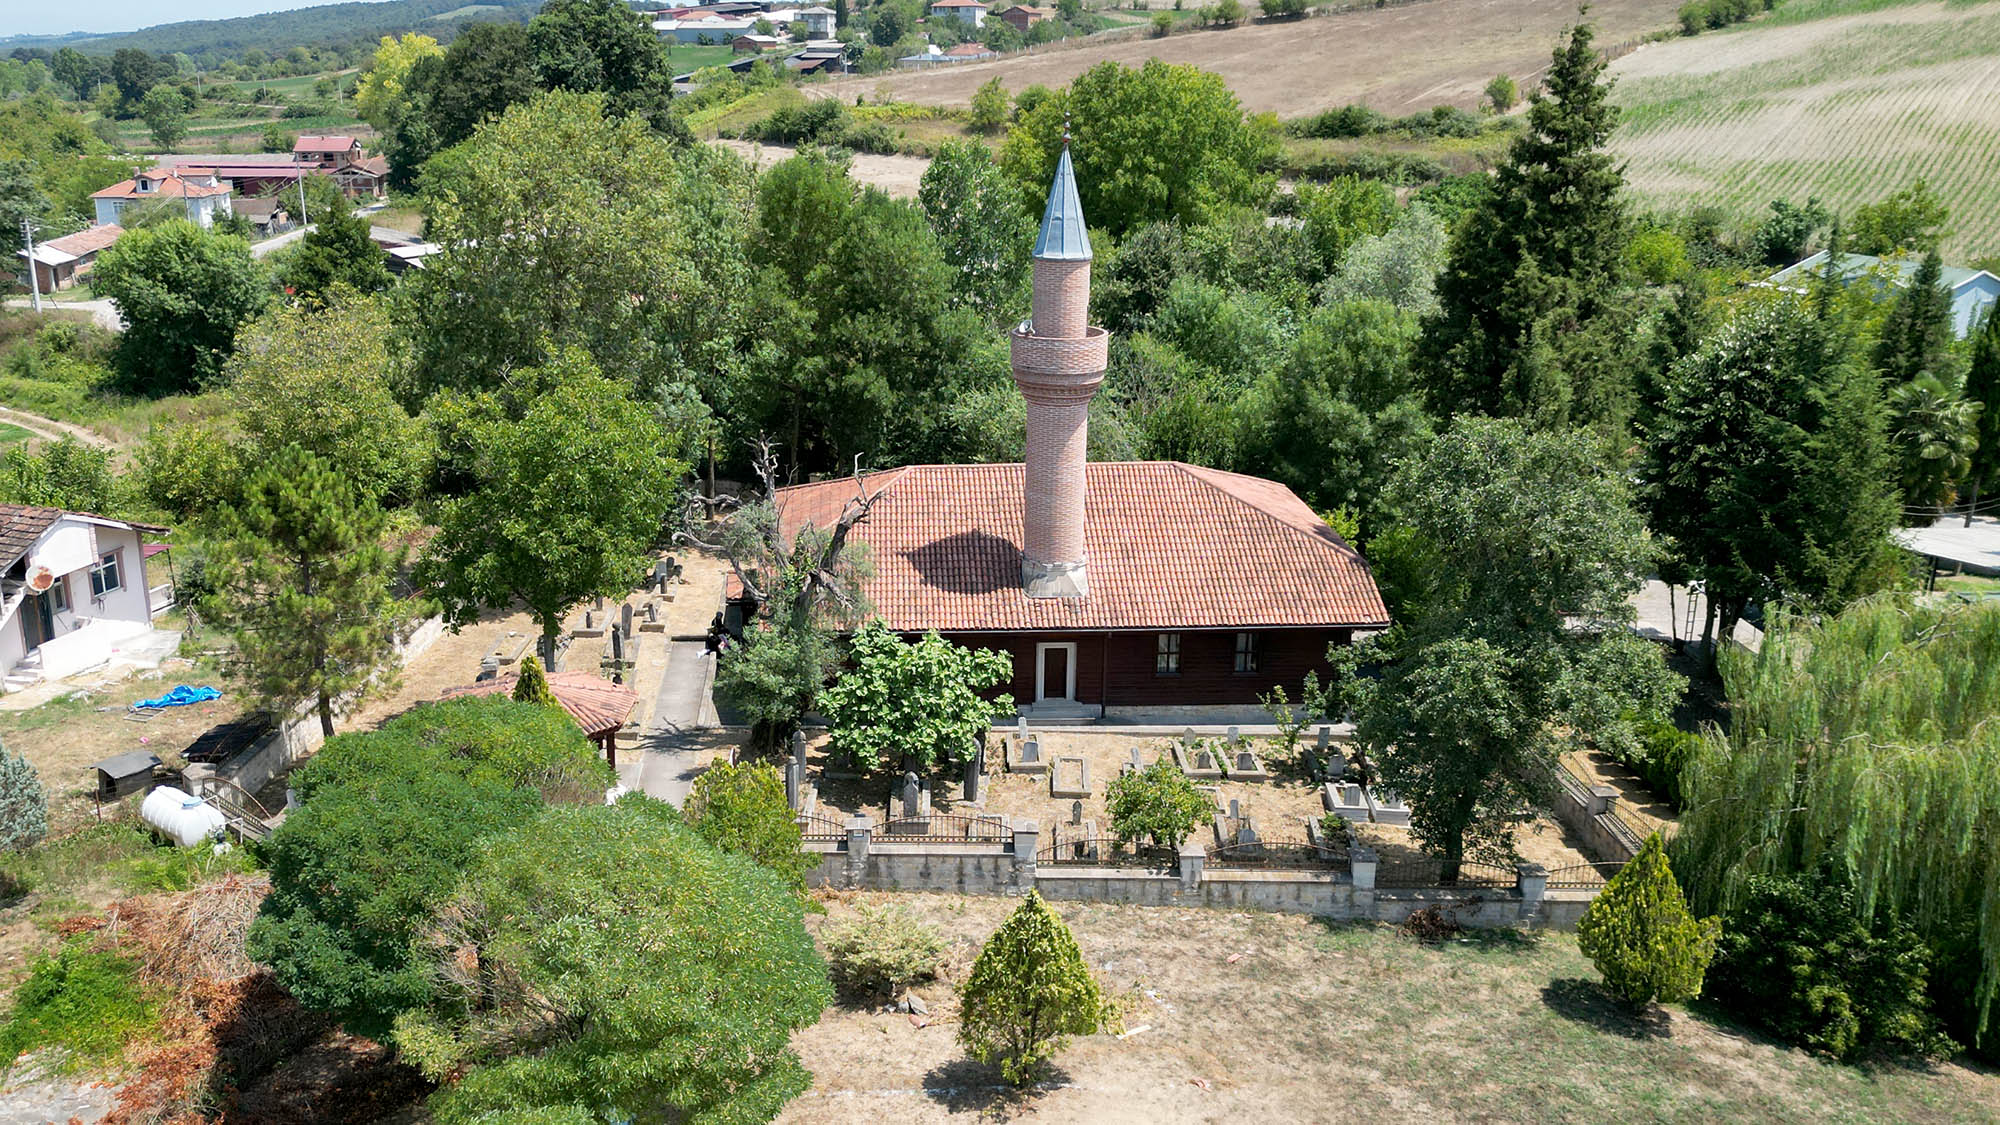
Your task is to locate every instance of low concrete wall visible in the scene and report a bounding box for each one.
[1553,766,1643,863]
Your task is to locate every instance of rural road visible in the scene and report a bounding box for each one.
[626,640,718,805]
[0,405,114,448]
[3,296,122,331]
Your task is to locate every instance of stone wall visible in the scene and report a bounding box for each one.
[1552,766,1644,863]
[804,816,1589,929]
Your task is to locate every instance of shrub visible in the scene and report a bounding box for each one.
[1678,1,1707,33]
[1616,715,1700,807]
[1485,74,1518,113]
[0,943,154,1072]
[1709,866,1957,1060]
[970,76,1009,133]
[1291,103,1386,139]
[958,891,1103,1085]
[1151,9,1174,33]
[822,903,947,996]
[0,741,49,854]
[684,761,818,894]
[1105,759,1212,850]
[1576,834,1719,1006]
[511,653,557,706]
[1259,0,1306,15]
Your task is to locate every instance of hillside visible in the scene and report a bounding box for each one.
[1611,0,2000,257]
[18,0,536,62]
[818,0,1687,117]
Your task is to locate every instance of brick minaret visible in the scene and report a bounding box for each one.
[1012,141,1109,599]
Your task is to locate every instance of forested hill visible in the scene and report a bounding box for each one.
[8,0,538,64]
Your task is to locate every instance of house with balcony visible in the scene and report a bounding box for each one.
[90,168,233,229]
[1,505,176,692]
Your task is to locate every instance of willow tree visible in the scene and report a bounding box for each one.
[1672,597,2000,1057]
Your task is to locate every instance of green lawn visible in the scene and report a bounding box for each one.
[664,44,743,74]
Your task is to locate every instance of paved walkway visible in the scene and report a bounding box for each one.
[621,640,716,805]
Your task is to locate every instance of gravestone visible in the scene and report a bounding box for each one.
[594,595,606,612]
[1180,740,1223,780]
[608,627,625,664]
[1235,817,1260,847]
[963,749,983,804]
[620,603,634,639]
[1023,737,1041,763]
[1005,733,1048,774]
[1050,755,1091,799]
[1227,726,1240,749]
[1071,800,1083,825]
[785,759,800,810]
[576,610,605,638]
[478,654,500,682]
[1018,715,1029,741]
[901,771,922,819]
[1229,744,1270,783]
[1228,798,1240,820]
[1122,746,1143,776]
[792,731,807,777]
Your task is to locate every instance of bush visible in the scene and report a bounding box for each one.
[1576,834,1719,1006]
[1152,9,1174,33]
[1616,715,1700,807]
[1259,0,1306,15]
[1105,759,1211,850]
[1678,1,1707,33]
[0,943,154,1072]
[1709,866,1957,1060]
[1485,74,1518,113]
[0,743,48,855]
[822,903,947,996]
[1290,103,1387,139]
[684,761,818,895]
[958,891,1103,1085]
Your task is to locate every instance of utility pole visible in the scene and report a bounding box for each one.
[20,219,40,314]
[295,150,309,231]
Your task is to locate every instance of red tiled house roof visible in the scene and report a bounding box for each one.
[91,169,231,201]
[441,670,639,738]
[769,462,1388,633]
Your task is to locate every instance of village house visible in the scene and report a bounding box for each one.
[90,168,233,229]
[997,3,1054,32]
[15,224,123,292]
[756,149,1388,718]
[0,504,174,692]
[1768,250,2000,337]
[292,135,365,169]
[799,5,837,35]
[929,0,988,26]
[734,32,785,51]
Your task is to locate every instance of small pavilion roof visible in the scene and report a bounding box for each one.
[441,670,639,738]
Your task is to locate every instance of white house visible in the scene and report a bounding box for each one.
[1,505,173,691]
[799,4,837,35]
[928,0,987,26]
[90,167,234,229]
[1767,250,2000,338]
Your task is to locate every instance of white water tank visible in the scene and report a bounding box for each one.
[141,786,228,847]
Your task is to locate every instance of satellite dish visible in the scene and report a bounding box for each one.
[26,567,54,593]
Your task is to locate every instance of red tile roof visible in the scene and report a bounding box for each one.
[91,170,231,200]
[440,670,639,737]
[293,136,362,153]
[39,224,124,259]
[769,462,1388,633]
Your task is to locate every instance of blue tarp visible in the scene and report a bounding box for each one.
[133,684,221,710]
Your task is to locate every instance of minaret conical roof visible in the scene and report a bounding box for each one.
[1032,146,1092,261]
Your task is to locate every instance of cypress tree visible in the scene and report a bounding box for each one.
[0,740,48,854]
[512,653,559,707]
[1962,306,2000,522]
[1417,20,1627,427]
[1577,833,1720,1006]
[1873,250,1955,383]
[206,444,409,739]
[958,891,1103,1085]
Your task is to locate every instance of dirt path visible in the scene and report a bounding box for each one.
[0,405,115,449]
[819,0,1683,115]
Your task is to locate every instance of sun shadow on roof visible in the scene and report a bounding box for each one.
[903,529,1020,596]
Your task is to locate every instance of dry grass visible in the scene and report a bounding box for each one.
[785,891,2000,1123]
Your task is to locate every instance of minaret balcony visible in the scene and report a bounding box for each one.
[1009,324,1110,391]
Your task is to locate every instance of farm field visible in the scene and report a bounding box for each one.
[1611,0,2000,256]
[784,892,2000,1123]
[817,0,1686,117]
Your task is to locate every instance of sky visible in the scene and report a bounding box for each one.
[3,0,397,39]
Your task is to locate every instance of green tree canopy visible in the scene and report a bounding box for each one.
[529,0,674,123]
[1966,306,2000,512]
[919,139,1034,326]
[511,652,558,706]
[1847,179,1950,257]
[417,350,684,663]
[684,760,818,894]
[1104,760,1211,850]
[999,59,1278,236]
[204,444,410,739]
[397,800,831,1124]
[0,437,115,514]
[1872,250,1955,384]
[1887,373,1982,512]
[279,200,392,303]
[958,890,1103,1086]
[353,32,441,133]
[93,219,269,394]
[1577,834,1719,1006]
[819,622,1012,773]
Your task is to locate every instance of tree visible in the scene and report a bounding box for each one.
[1416,21,1630,429]
[1965,307,2000,519]
[0,437,115,513]
[684,760,818,894]
[1293,175,1397,282]
[511,653,557,706]
[870,5,907,45]
[918,140,1034,326]
[0,741,48,854]
[109,49,168,109]
[278,200,391,301]
[1641,298,1898,646]
[403,91,711,401]
[1343,420,1680,877]
[93,220,268,394]
[1485,74,1518,113]
[248,697,607,1038]
[1320,205,1451,317]
[1245,298,1432,530]
[1104,760,1210,850]
[1873,250,1955,384]
[528,0,675,123]
[958,890,1103,1086]
[137,84,188,150]
[1576,834,1719,1006]
[998,59,1278,236]
[1753,197,1828,266]
[204,446,408,739]
[354,32,442,132]
[1848,179,1950,257]
[222,293,425,508]
[396,801,830,1124]
[419,351,683,664]
[0,158,49,240]
[970,76,1009,133]
[1888,374,1982,511]
[819,621,1012,773]
[382,23,539,188]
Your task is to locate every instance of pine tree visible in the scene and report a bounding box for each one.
[512,654,558,707]
[1873,250,1955,383]
[0,740,48,854]
[1965,306,2000,521]
[206,445,409,739]
[1417,20,1628,427]
[958,891,1104,1086]
[1577,834,1720,1006]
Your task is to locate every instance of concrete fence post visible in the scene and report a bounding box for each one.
[844,816,872,889]
[1011,818,1040,895]
[1350,845,1378,920]
[1177,838,1205,892]
[1516,862,1548,924]
[1586,785,1619,817]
